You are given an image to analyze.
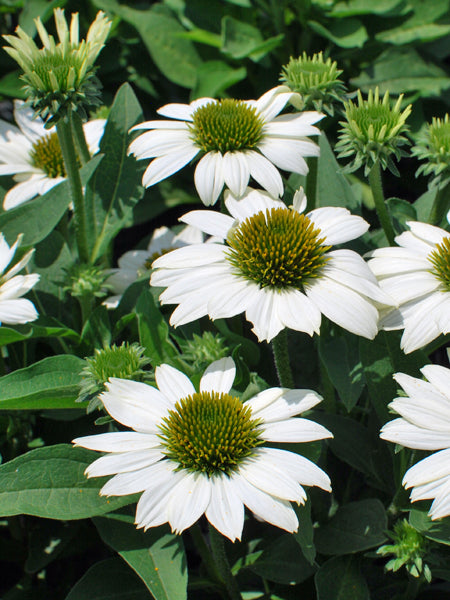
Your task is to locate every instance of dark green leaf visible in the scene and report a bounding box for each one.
[314,499,387,555]
[193,61,246,99]
[221,16,263,59]
[136,288,178,366]
[387,197,418,234]
[410,510,450,546]
[249,533,316,584]
[308,18,368,48]
[85,83,144,263]
[94,516,187,600]
[315,556,370,600]
[0,155,102,248]
[0,355,84,410]
[0,445,137,519]
[66,558,149,600]
[293,501,316,564]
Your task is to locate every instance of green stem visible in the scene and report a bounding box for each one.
[190,524,222,585]
[71,112,91,165]
[401,575,421,600]
[209,524,241,600]
[305,155,318,213]
[271,329,294,388]
[428,181,450,226]
[56,113,90,263]
[368,161,395,246]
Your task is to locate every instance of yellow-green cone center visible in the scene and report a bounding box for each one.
[30,132,66,178]
[158,391,262,476]
[429,237,450,290]
[227,207,331,289]
[33,53,80,92]
[189,99,264,154]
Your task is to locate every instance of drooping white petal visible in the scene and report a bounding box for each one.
[259,447,331,491]
[380,418,450,450]
[194,152,225,206]
[225,187,282,221]
[245,150,284,198]
[142,147,199,188]
[205,475,245,541]
[258,138,318,174]
[0,298,38,324]
[222,151,250,198]
[261,417,333,442]
[308,206,369,244]
[167,472,212,533]
[245,287,285,342]
[135,461,184,528]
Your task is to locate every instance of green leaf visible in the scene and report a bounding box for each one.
[293,501,316,564]
[249,533,316,584]
[387,197,418,234]
[94,516,187,600]
[0,154,102,248]
[351,47,450,97]
[136,288,178,366]
[192,60,247,99]
[317,133,360,211]
[86,83,144,263]
[308,18,368,48]
[319,331,365,411]
[314,499,387,555]
[19,0,64,34]
[315,556,370,600]
[0,318,79,347]
[0,445,137,519]
[94,1,202,88]
[221,16,263,59]
[66,558,149,600]
[329,0,407,16]
[0,355,84,410]
[409,509,450,547]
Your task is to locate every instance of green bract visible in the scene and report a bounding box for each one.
[280,52,346,115]
[3,8,111,124]
[336,88,411,176]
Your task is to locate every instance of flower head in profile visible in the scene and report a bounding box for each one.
[104,225,204,309]
[151,188,392,342]
[413,114,450,187]
[128,86,323,206]
[380,364,450,520]
[3,9,111,123]
[73,357,332,541]
[280,52,346,115]
[368,220,450,353]
[336,88,411,176]
[0,233,39,325]
[0,101,105,210]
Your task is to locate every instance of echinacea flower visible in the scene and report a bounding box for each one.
[0,101,105,210]
[103,225,204,309]
[3,8,111,123]
[128,86,323,206]
[380,364,450,520]
[73,357,332,541]
[0,233,39,325]
[368,220,450,353]
[150,187,393,342]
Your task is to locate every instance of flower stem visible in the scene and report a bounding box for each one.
[368,161,395,246]
[271,329,294,388]
[209,524,241,600]
[306,155,318,213]
[428,181,450,226]
[71,112,91,165]
[57,112,90,263]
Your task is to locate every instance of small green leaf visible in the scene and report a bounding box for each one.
[315,556,370,600]
[409,509,450,546]
[387,197,418,234]
[94,516,187,600]
[293,501,316,564]
[0,355,84,410]
[193,60,247,99]
[314,499,387,555]
[66,558,149,600]
[221,16,263,59]
[0,445,137,519]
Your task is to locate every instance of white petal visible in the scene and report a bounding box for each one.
[421,365,450,399]
[180,210,234,239]
[246,150,283,198]
[0,298,38,324]
[245,287,285,342]
[3,177,42,209]
[247,388,323,422]
[222,151,249,197]
[277,288,322,336]
[135,461,183,528]
[142,147,199,187]
[200,357,236,394]
[167,472,211,533]
[309,207,369,244]
[381,418,450,450]
[264,111,324,137]
[86,448,163,477]
[100,461,167,496]
[205,475,245,541]
[261,418,333,442]
[155,363,195,403]
[400,292,448,353]
[194,152,224,206]
[152,243,225,269]
[73,431,159,453]
[258,138,317,174]
[259,447,331,491]
[225,187,282,221]
[403,449,450,488]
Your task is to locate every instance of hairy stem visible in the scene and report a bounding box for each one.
[271,329,295,388]
[368,161,395,246]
